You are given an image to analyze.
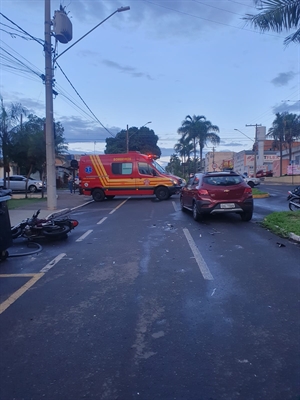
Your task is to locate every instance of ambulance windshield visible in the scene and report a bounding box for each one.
[151,160,166,174]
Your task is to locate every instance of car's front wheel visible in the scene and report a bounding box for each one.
[28,185,38,193]
[192,202,201,221]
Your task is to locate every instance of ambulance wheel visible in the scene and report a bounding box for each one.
[155,186,170,201]
[92,189,105,202]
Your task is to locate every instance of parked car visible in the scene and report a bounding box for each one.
[256,169,273,178]
[0,175,44,193]
[180,171,253,221]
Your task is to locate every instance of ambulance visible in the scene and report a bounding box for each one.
[78,152,185,202]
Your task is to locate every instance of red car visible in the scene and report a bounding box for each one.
[180,171,253,221]
[256,170,273,178]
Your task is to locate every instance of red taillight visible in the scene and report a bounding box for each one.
[198,189,209,195]
[72,220,79,227]
[244,187,252,194]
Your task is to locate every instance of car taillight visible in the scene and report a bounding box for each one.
[198,189,209,195]
[244,187,252,194]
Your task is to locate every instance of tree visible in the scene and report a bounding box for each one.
[174,138,193,178]
[0,99,26,185]
[8,114,67,196]
[105,126,161,158]
[244,0,300,45]
[165,154,182,176]
[267,112,300,175]
[177,115,220,172]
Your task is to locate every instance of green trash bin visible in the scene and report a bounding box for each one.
[0,189,12,260]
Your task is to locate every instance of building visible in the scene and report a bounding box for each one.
[205,151,235,172]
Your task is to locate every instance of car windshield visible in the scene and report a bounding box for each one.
[203,175,243,186]
[151,160,166,174]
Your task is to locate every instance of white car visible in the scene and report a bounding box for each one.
[0,175,44,193]
[242,173,260,188]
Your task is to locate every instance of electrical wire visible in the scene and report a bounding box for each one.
[0,13,44,45]
[55,62,116,137]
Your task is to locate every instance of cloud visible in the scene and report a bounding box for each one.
[59,115,121,141]
[271,71,296,87]
[273,101,300,114]
[102,59,154,80]
[68,0,249,40]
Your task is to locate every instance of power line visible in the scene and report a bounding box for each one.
[0,13,44,45]
[55,62,115,137]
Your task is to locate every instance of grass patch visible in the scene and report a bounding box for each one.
[7,197,46,210]
[252,188,269,195]
[262,211,300,238]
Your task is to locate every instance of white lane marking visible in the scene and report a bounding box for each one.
[40,253,66,273]
[183,228,214,280]
[109,198,130,214]
[172,201,177,211]
[97,217,107,225]
[76,229,93,242]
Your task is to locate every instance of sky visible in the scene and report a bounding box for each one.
[0,0,299,165]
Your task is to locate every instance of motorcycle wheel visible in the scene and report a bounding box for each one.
[43,225,71,238]
[289,197,300,211]
[11,226,23,239]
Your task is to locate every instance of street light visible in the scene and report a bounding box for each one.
[234,128,254,142]
[126,121,152,153]
[44,3,130,210]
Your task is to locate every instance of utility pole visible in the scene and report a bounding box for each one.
[45,0,57,209]
[126,125,129,153]
[246,124,261,177]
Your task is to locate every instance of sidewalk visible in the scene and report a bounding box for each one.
[8,190,93,227]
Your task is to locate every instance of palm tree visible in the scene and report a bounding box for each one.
[174,138,193,177]
[197,119,220,170]
[177,115,205,163]
[244,0,300,45]
[268,113,285,175]
[177,115,220,172]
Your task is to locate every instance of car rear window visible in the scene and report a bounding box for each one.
[203,175,243,186]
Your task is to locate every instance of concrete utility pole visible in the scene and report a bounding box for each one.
[45,0,57,209]
[245,124,261,177]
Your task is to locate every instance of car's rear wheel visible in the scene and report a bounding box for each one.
[92,188,105,202]
[155,186,170,201]
[192,202,201,221]
[240,210,253,221]
[28,185,37,193]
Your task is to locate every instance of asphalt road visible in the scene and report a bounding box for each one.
[0,194,299,400]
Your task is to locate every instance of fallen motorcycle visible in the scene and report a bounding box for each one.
[11,209,79,241]
[287,186,300,211]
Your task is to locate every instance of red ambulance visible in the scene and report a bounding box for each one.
[78,152,185,202]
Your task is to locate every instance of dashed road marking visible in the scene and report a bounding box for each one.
[40,253,66,273]
[183,228,214,280]
[97,217,107,225]
[109,198,130,214]
[76,229,93,242]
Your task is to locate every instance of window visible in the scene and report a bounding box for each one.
[138,162,152,175]
[112,162,133,175]
[203,175,243,186]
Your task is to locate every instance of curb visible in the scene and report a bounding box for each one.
[253,194,270,199]
[289,232,300,243]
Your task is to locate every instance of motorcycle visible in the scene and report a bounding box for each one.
[287,186,300,211]
[11,209,79,240]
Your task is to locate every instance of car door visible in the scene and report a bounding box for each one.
[10,176,26,191]
[183,176,197,208]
